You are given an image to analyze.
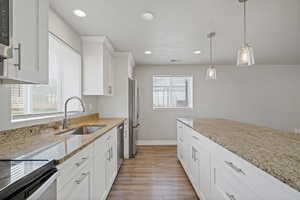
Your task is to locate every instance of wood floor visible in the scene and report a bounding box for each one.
[108,145,199,200]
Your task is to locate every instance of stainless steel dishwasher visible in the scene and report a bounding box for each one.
[117,123,124,171]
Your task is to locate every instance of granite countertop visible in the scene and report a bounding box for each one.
[0,114,126,164]
[177,118,300,192]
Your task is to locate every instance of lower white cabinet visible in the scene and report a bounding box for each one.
[59,165,92,200]
[176,120,300,200]
[104,128,118,193]
[57,127,118,200]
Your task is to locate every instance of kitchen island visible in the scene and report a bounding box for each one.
[177,118,300,200]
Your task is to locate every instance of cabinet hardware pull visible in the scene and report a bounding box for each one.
[224,161,246,175]
[106,150,110,161]
[192,148,194,161]
[110,147,113,160]
[226,192,237,200]
[14,43,21,70]
[75,157,88,167]
[213,168,216,184]
[179,138,184,142]
[75,172,89,184]
[192,136,199,140]
[194,151,198,161]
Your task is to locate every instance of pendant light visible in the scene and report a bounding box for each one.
[206,32,217,80]
[237,0,255,66]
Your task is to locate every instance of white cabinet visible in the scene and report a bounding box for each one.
[92,127,118,200]
[2,0,49,84]
[59,165,92,200]
[105,128,118,191]
[177,120,300,200]
[57,145,93,200]
[82,36,114,96]
[211,156,262,200]
[58,127,119,200]
[93,134,108,200]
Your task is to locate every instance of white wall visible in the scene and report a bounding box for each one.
[0,8,98,131]
[135,65,300,142]
[49,8,81,53]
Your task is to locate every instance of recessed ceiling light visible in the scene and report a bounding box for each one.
[144,50,152,55]
[73,9,87,18]
[141,12,155,21]
[193,50,201,55]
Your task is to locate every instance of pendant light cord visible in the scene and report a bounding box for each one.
[210,36,212,66]
[243,0,247,46]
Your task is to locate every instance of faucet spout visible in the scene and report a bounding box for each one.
[63,96,86,129]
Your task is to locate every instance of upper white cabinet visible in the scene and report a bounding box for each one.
[82,36,114,96]
[1,0,49,84]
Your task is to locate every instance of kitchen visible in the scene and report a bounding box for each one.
[0,0,299,200]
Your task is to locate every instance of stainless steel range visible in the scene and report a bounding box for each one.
[0,160,58,200]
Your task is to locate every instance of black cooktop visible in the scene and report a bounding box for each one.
[0,159,56,200]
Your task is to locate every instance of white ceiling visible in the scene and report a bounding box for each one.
[50,0,300,65]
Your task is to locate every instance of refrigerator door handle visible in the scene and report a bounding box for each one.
[133,123,140,129]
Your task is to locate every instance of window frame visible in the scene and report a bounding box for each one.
[152,75,193,110]
[10,33,83,122]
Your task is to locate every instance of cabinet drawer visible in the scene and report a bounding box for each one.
[212,156,262,200]
[58,164,92,200]
[213,143,300,200]
[57,145,92,190]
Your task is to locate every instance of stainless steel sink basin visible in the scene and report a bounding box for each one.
[60,125,107,135]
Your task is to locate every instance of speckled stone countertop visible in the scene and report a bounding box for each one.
[0,114,126,164]
[177,118,300,192]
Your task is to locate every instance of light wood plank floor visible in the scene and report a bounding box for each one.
[108,145,199,200]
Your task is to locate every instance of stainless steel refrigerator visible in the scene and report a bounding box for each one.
[128,78,140,158]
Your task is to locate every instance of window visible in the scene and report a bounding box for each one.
[153,76,193,109]
[11,33,82,118]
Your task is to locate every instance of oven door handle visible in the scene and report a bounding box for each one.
[27,172,58,200]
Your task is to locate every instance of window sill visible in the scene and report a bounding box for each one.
[153,107,193,111]
[11,112,82,124]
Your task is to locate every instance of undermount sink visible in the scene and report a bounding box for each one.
[61,125,107,135]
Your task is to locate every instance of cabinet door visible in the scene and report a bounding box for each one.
[93,137,108,200]
[102,46,112,96]
[105,134,113,191]
[59,168,92,200]
[7,0,48,84]
[198,147,211,200]
[111,128,118,178]
[190,145,200,189]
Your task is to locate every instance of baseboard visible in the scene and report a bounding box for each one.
[137,140,177,145]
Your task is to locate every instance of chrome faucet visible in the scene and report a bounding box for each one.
[63,96,86,129]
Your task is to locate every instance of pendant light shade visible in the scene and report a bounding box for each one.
[237,0,255,66]
[206,32,217,80]
[237,44,255,66]
[206,66,217,80]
